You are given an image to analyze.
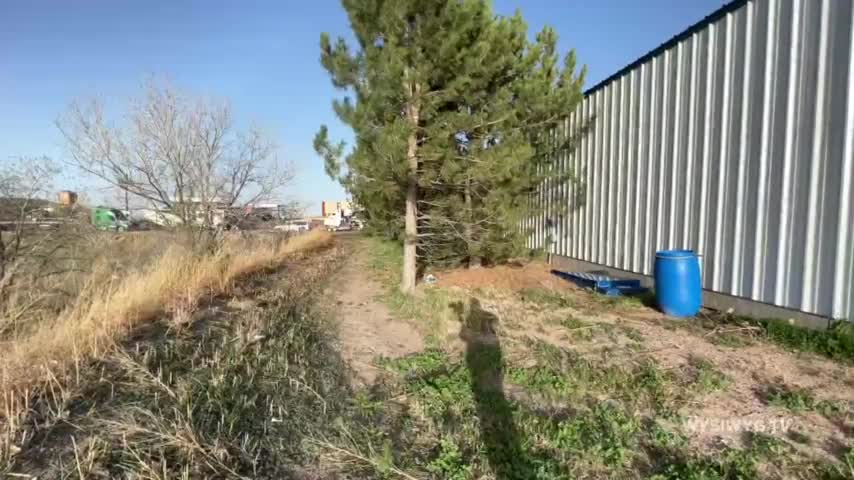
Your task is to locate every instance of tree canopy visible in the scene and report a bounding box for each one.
[316,0,587,288]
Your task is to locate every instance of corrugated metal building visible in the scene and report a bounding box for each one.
[532,0,854,323]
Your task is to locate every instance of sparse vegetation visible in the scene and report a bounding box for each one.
[364,236,463,343]
[687,356,731,393]
[761,382,848,419]
[690,313,854,362]
[344,235,854,479]
[762,319,854,362]
[519,287,575,308]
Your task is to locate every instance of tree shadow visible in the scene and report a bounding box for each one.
[453,298,530,478]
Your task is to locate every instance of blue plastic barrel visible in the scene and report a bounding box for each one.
[654,250,702,317]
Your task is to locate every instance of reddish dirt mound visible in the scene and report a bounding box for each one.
[434,261,575,292]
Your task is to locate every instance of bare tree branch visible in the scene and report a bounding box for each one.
[57,79,295,227]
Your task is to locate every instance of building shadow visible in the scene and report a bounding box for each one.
[453,298,529,478]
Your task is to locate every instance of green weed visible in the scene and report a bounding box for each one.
[649,432,794,480]
[648,421,689,451]
[688,356,731,393]
[427,438,473,480]
[747,432,788,457]
[519,288,574,308]
[618,324,645,342]
[763,383,846,418]
[554,402,640,469]
[762,320,854,363]
[693,313,854,362]
[766,384,816,412]
[555,315,587,329]
[380,348,448,376]
[508,340,677,412]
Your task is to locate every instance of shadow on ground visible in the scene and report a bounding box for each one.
[454,298,531,478]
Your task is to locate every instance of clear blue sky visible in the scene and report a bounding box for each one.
[0,0,726,215]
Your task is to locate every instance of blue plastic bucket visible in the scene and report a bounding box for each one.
[654,250,702,317]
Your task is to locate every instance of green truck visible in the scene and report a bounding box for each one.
[91,206,130,231]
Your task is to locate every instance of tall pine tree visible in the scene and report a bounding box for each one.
[315,0,586,289]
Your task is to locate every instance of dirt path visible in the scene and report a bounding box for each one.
[331,235,424,385]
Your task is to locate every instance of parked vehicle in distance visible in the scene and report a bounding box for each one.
[323,212,343,231]
[92,206,130,231]
[274,221,309,233]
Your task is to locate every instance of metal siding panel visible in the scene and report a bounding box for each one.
[625,69,638,271]
[566,114,572,258]
[565,115,571,257]
[567,114,573,257]
[687,28,708,254]
[562,117,567,256]
[740,0,769,297]
[712,13,734,292]
[532,0,852,320]
[633,62,649,272]
[623,73,633,270]
[812,1,844,317]
[572,106,579,256]
[599,86,610,265]
[562,116,567,256]
[698,23,716,287]
[569,112,575,258]
[644,55,661,275]
[653,51,672,251]
[752,0,778,301]
[578,109,584,261]
[592,91,601,262]
[834,0,854,319]
[673,38,691,251]
[615,77,625,268]
[606,80,617,266]
[576,100,581,258]
[802,0,831,311]
[684,33,700,250]
[725,7,746,295]
[618,74,630,269]
[669,41,684,250]
[763,0,796,303]
[581,99,590,261]
[732,2,754,296]
[595,89,605,264]
[589,93,597,261]
[787,0,823,310]
[774,0,803,306]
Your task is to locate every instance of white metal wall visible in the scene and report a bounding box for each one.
[532,0,854,320]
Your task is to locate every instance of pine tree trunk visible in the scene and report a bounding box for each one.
[464,175,481,269]
[401,79,420,294]
[402,157,417,292]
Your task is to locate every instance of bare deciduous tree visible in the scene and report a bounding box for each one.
[0,157,80,322]
[57,80,294,227]
[0,156,60,284]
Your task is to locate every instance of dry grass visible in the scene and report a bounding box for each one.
[0,230,170,337]
[0,229,332,444]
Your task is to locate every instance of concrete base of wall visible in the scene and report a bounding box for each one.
[550,254,831,331]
